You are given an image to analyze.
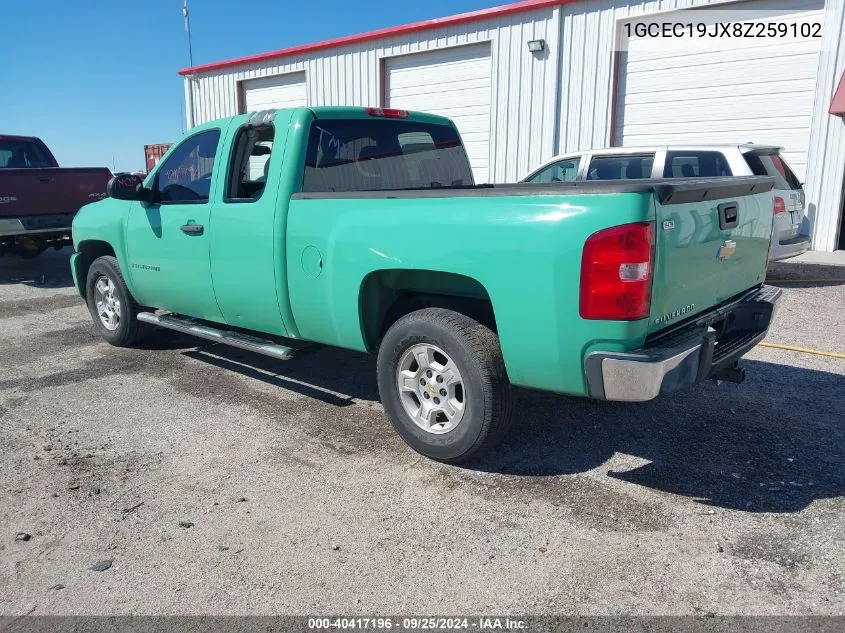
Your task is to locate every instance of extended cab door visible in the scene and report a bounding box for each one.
[125,126,225,321]
[207,112,291,336]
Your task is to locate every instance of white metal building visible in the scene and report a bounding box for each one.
[180,0,845,251]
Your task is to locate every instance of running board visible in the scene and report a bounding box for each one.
[137,312,295,360]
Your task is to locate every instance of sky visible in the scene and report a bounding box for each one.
[1,0,500,172]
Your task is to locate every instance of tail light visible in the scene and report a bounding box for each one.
[773,196,786,214]
[365,107,409,119]
[580,222,655,320]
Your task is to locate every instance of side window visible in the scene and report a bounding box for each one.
[225,124,275,202]
[526,158,580,183]
[664,151,733,178]
[743,152,802,190]
[587,154,654,180]
[155,129,221,203]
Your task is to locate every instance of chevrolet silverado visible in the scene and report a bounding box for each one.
[70,107,780,463]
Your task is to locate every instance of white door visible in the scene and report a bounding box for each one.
[242,72,307,112]
[385,44,492,183]
[616,0,824,181]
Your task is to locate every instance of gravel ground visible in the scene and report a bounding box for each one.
[0,250,843,616]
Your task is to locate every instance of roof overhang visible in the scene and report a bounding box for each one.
[178,0,574,76]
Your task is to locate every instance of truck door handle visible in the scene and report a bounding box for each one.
[180,223,204,235]
[38,177,54,183]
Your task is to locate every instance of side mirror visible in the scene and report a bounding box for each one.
[107,173,146,201]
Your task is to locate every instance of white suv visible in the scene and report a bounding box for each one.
[521,144,810,261]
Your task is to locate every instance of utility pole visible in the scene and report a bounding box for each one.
[183,0,195,129]
[183,0,193,68]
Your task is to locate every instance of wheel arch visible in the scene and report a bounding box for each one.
[73,240,116,298]
[358,269,497,352]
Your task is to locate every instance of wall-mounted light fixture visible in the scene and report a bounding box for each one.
[527,39,546,53]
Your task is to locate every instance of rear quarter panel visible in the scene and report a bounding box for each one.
[286,192,656,396]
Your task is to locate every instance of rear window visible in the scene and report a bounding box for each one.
[743,151,802,190]
[586,154,654,180]
[664,151,732,177]
[0,139,55,169]
[302,118,474,192]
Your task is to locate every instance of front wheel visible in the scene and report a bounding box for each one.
[85,255,145,347]
[377,308,514,464]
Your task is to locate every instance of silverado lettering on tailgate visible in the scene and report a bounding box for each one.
[654,304,695,325]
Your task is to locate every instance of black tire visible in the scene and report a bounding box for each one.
[377,308,514,464]
[85,255,145,347]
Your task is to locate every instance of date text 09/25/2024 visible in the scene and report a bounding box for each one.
[308,617,527,630]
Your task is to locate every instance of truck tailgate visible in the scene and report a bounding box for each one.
[648,177,775,335]
[0,167,111,220]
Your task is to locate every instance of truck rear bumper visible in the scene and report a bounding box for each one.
[0,214,74,237]
[769,233,811,262]
[584,285,781,402]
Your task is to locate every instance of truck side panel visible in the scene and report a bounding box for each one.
[285,192,656,396]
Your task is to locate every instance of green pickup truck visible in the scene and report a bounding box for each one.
[71,106,780,464]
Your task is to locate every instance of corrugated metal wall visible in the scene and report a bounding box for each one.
[186,0,844,250]
[554,0,794,154]
[186,8,560,183]
[553,0,842,250]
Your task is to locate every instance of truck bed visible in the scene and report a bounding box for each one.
[0,167,112,226]
[288,174,776,393]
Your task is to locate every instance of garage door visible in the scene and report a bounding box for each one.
[385,44,492,183]
[616,0,824,180]
[242,72,307,112]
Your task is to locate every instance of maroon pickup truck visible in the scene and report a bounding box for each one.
[0,135,111,258]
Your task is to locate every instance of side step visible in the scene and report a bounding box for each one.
[137,312,295,360]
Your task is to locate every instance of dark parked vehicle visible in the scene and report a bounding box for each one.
[0,135,111,257]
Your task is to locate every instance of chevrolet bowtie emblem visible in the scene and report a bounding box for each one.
[717,240,737,261]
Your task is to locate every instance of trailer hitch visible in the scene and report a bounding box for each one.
[711,361,746,384]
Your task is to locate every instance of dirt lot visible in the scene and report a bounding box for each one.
[1,250,843,616]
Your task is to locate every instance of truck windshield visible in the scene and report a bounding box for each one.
[302,118,474,192]
[0,139,55,169]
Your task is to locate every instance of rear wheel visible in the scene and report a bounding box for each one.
[377,308,514,464]
[85,256,145,347]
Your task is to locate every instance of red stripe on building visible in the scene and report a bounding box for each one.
[178,0,574,76]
